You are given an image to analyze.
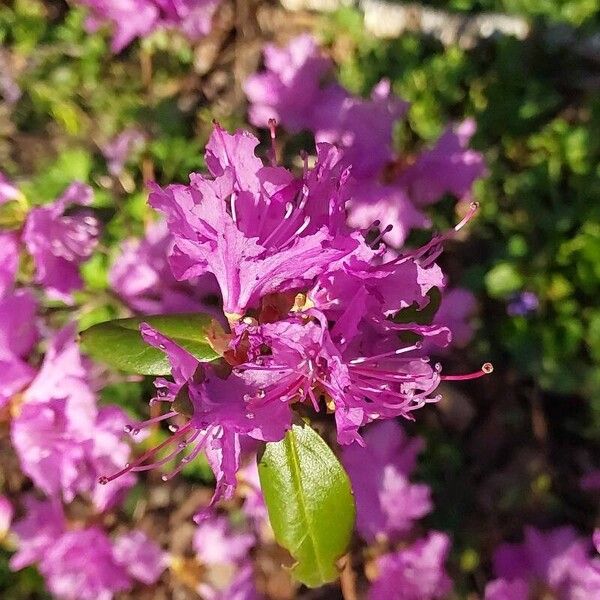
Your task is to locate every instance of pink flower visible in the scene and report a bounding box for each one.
[112,530,167,585]
[368,532,453,600]
[193,515,255,566]
[486,526,600,599]
[0,289,38,409]
[102,128,145,176]
[109,220,222,316]
[22,182,99,303]
[80,0,222,53]
[9,496,66,571]
[42,528,131,600]
[11,327,135,509]
[246,36,485,247]
[342,421,432,542]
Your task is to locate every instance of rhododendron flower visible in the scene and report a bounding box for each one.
[342,421,432,542]
[112,530,167,585]
[23,182,99,303]
[245,35,485,247]
[0,289,38,409]
[507,291,539,317]
[12,327,135,509]
[10,497,165,599]
[80,0,222,53]
[102,128,145,176]
[99,124,491,513]
[193,515,255,566]
[368,532,453,599]
[485,526,600,599]
[109,220,222,315]
[9,496,66,571]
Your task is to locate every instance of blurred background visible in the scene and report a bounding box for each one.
[0,0,599,598]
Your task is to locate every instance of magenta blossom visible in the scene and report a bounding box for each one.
[102,128,145,176]
[80,0,222,53]
[109,220,222,316]
[246,35,485,246]
[342,420,432,542]
[112,530,167,585]
[22,182,99,303]
[9,496,66,571]
[12,326,135,510]
[485,526,600,599]
[368,532,453,600]
[99,124,491,513]
[193,515,255,566]
[0,289,38,409]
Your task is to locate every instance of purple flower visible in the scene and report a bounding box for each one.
[246,36,485,246]
[11,326,134,509]
[9,496,66,571]
[149,125,351,320]
[244,34,337,133]
[428,287,477,353]
[99,125,492,511]
[486,526,600,599]
[42,527,131,600]
[507,291,539,317]
[193,515,255,566]
[109,220,222,315]
[0,495,13,537]
[342,421,432,542]
[484,578,529,600]
[0,289,38,409]
[112,530,166,585]
[22,182,99,303]
[0,232,19,296]
[368,532,453,600]
[80,0,222,53]
[102,128,145,176]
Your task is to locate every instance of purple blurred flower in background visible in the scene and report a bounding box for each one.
[23,182,99,303]
[10,497,165,599]
[9,496,66,571]
[11,327,135,510]
[245,35,485,247]
[193,515,255,566]
[0,289,38,410]
[102,128,145,177]
[485,526,600,599]
[507,291,539,317]
[368,531,453,600]
[80,0,222,53]
[342,420,432,542]
[109,220,222,316]
[112,530,167,585]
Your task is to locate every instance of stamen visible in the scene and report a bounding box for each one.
[369,224,394,247]
[441,362,494,381]
[350,343,422,365]
[454,202,479,232]
[230,192,238,224]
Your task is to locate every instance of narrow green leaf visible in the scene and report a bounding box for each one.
[79,313,219,375]
[258,422,355,588]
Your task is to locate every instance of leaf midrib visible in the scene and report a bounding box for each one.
[285,429,328,583]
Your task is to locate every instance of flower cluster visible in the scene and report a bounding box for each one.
[78,0,222,53]
[485,526,600,599]
[10,497,165,600]
[0,175,99,303]
[98,124,492,520]
[245,34,485,247]
[11,326,136,511]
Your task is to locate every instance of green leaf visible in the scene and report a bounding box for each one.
[80,313,219,375]
[258,422,355,588]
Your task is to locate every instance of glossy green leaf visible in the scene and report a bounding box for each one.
[258,422,355,588]
[79,313,219,375]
